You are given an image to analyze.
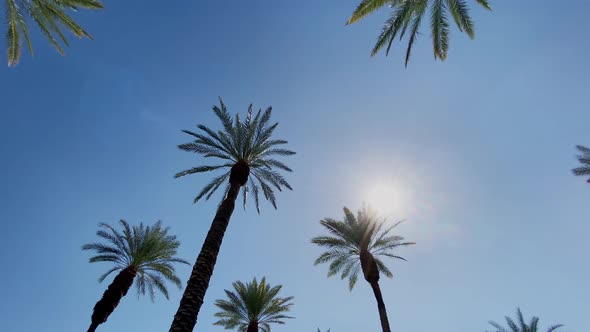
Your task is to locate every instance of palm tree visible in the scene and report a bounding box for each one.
[4,0,103,67]
[486,308,564,332]
[82,220,189,332]
[169,98,295,332]
[572,145,590,183]
[311,207,414,332]
[346,0,492,66]
[213,277,294,332]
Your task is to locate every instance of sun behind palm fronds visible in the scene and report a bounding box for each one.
[175,97,295,213]
[347,0,492,66]
[4,0,103,66]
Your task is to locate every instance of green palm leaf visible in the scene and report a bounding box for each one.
[349,0,492,65]
[4,0,103,66]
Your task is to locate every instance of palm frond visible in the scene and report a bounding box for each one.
[447,0,475,38]
[475,0,492,10]
[356,0,490,65]
[5,0,103,66]
[431,0,450,60]
[347,0,393,24]
[488,308,563,332]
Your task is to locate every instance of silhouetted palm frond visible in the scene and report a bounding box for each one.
[486,308,564,332]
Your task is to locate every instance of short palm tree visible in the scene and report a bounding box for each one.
[4,0,103,67]
[213,277,294,332]
[83,220,189,332]
[312,207,414,332]
[486,308,564,332]
[169,98,295,332]
[572,145,590,183]
[346,0,492,66]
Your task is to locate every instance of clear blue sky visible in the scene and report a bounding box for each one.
[1,1,589,331]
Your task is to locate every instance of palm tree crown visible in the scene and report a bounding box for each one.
[82,219,189,300]
[572,145,590,183]
[487,308,563,332]
[175,97,295,212]
[213,277,294,332]
[347,0,492,66]
[312,207,415,290]
[4,0,103,66]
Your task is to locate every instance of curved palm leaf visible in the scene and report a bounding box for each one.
[486,308,564,332]
[348,0,492,66]
[213,277,294,332]
[4,0,103,67]
[176,97,295,213]
[311,206,414,290]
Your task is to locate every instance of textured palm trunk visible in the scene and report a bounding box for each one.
[370,280,392,332]
[246,321,258,332]
[360,249,391,332]
[169,183,241,332]
[87,266,137,332]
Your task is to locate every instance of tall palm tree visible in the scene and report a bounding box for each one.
[169,98,295,332]
[213,277,294,332]
[82,220,189,332]
[486,308,564,332]
[4,0,103,67]
[311,207,414,332]
[572,145,590,183]
[346,0,492,66]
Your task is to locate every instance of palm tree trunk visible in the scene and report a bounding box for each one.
[87,266,137,332]
[169,183,241,332]
[369,281,391,332]
[246,321,258,332]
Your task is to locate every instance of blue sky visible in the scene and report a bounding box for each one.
[1,1,589,331]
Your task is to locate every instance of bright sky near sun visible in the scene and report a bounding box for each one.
[1,1,589,332]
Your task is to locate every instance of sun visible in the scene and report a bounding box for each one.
[363,181,412,219]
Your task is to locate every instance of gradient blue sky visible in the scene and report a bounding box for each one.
[1,1,589,331]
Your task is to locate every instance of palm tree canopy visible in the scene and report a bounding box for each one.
[213,277,294,332]
[312,206,415,290]
[82,220,189,301]
[486,308,564,332]
[4,0,103,66]
[572,145,590,181]
[175,97,295,212]
[346,0,492,66]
